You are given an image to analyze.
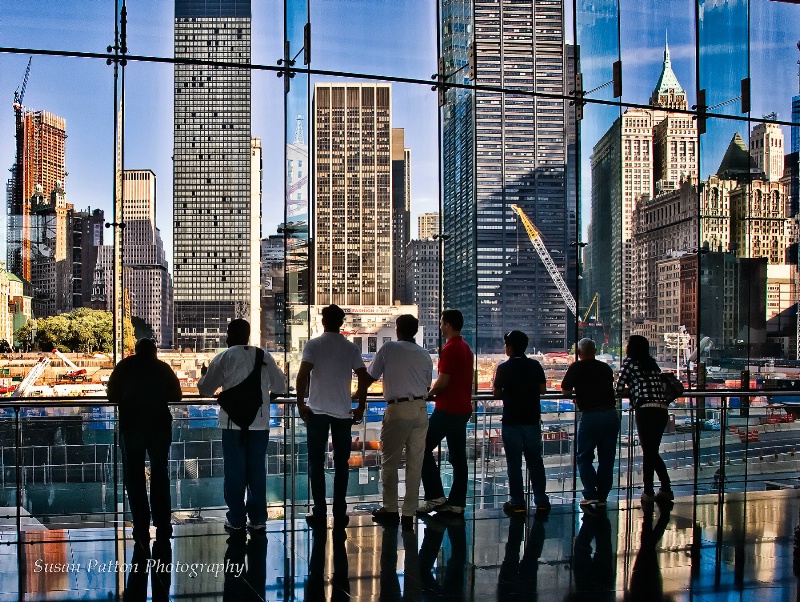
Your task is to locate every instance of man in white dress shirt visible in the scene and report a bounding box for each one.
[359,314,432,530]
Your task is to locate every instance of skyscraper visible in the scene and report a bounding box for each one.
[406,238,439,350]
[71,207,104,309]
[173,0,258,350]
[122,170,174,348]
[313,82,393,306]
[418,212,440,240]
[442,0,572,353]
[7,109,67,285]
[588,42,697,346]
[392,128,411,304]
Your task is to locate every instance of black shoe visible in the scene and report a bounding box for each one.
[401,515,414,531]
[371,507,400,525]
[305,511,327,529]
[503,501,527,517]
[535,501,552,514]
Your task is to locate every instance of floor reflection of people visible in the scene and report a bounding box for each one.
[498,515,546,599]
[379,526,422,601]
[305,526,351,602]
[123,539,172,602]
[418,517,467,600]
[567,511,615,601]
[627,503,673,601]
[223,531,267,601]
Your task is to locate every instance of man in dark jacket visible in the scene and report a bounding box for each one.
[108,338,181,545]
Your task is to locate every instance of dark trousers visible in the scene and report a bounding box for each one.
[120,429,172,540]
[306,412,352,517]
[421,409,470,507]
[221,429,270,527]
[576,411,620,501]
[502,423,549,505]
[634,408,671,493]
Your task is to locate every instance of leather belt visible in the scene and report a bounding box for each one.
[386,396,427,405]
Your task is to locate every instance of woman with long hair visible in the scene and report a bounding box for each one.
[616,335,673,504]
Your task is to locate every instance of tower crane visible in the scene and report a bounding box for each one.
[12,57,32,114]
[510,204,607,343]
[510,204,576,316]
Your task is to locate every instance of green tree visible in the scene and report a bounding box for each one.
[130,316,154,342]
[14,309,135,353]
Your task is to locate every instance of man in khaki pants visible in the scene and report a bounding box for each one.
[359,314,433,530]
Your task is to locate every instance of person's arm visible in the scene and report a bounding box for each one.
[167,365,182,403]
[429,372,451,398]
[352,366,370,422]
[106,364,122,405]
[197,354,224,397]
[263,351,287,397]
[561,364,574,396]
[491,364,503,399]
[295,361,313,423]
[537,361,547,395]
[615,360,631,396]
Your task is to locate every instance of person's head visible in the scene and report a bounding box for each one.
[440,309,464,340]
[134,338,157,358]
[503,330,528,357]
[576,338,597,360]
[395,314,419,341]
[321,304,346,332]
[626,335,652,361]
[227,319,250,347]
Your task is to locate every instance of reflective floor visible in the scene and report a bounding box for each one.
[2,489,800,600]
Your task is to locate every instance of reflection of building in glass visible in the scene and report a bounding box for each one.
[589,42,697,347]
[121,170,174,348]
[406,239,439,351]
[392,128,411,304]
[442,0,573,354]
[261,234,285,351]
[173,0,259,350]
[313,83,393,306]
[418,212,440,240]
[70,208,104,310]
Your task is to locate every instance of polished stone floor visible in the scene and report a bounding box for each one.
[1,489,799,600]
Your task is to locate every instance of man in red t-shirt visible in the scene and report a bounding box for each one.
[417,309,474,517]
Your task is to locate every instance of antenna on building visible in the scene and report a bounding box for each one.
[294,115,305,145]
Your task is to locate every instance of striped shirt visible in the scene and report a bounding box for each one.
[615,357,668,409]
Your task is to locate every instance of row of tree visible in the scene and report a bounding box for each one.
[14,309,136,353]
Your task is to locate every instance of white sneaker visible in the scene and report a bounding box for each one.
[437,504,464,515]
[416,497,447,514]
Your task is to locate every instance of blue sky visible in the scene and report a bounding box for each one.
[1,0,799,264]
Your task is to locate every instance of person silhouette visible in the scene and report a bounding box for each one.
[498,514,546,599]
[223,532,267,601]
[568,511,615,600]
[627,504,673,601]
[418,517,467,599]
[305,526,350,601]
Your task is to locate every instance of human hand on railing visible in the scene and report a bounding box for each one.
[351,406,365,425]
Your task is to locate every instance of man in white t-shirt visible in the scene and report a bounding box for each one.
[296,305,370,529]
[198,319,286,533]
[358,314,432,530]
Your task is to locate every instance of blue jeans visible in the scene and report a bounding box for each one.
[120,428,172,540]
[221,429,270,527]
[306,412,353,518]
[502,423,548,506]
[576,411,620,501]
[421,410,471,507]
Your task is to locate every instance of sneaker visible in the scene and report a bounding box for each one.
[595,500,607,509]
[437,504,464,515]
[503,501,527,517]
[579,498,599,507]
[401,516,414,531]
[247,522,267,533]
[655,488,674,502]
[535,501,552,514]
[371,507,400,525]
[416,497,447,515]
[305,511,326,528]
[641,492,656,504]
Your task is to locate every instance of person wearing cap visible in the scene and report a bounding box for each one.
[492,330,550,516]
[295,304,371,529]
[108,338,182,545]
[561,338,619,509]
[358,314,433,530]
[418,309,474,517]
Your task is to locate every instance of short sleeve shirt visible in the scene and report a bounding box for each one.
[493,356,546,425]
[302,332,366,419]
[368,341,433,401]
[561,359,616,413]
[435,335,474,415]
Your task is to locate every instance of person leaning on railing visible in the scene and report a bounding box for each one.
[615,335,673,505]
[107,338,181,547]
[561,337,619,510]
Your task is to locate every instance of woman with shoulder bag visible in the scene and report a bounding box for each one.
[615,335,673,504]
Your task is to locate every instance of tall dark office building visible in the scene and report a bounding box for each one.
[441,0,572,353]
[71,207,104,309]
[173,0,258,350]
[392,128,411,304]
